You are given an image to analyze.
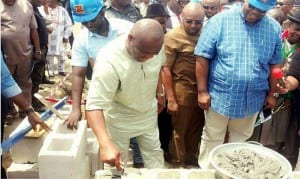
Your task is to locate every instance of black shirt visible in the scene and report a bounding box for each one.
[287,50,300,82]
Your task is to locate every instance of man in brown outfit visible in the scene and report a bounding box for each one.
[1,0,41,119]
[162,2,205,167]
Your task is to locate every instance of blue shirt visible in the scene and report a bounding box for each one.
[1,52,21,98]
[71,19,133,67]
[194,8,282,118]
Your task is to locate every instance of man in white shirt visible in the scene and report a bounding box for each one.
[86,19,165,170]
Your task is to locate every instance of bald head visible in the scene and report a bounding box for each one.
[130,19,164,41]
[182,2,205,18]
[202,0,221,5]
[201,0,221,18]
[127,19,164,62]
[181,2,205,35]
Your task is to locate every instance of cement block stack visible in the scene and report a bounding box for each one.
[87,128,103,176]
[6,105,72,179]
[38,120,89,179]
[6,103,104,178]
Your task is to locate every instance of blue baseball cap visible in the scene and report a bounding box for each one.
[248,0,276,12]
[70,0,104,23]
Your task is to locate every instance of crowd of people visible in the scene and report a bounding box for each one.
[1,0,300,177]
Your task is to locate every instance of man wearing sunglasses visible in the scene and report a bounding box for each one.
[162,2,205,168]
[194,0,281,169]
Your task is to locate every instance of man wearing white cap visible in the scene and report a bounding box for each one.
[194,0,282,169]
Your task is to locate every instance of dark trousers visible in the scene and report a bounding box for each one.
[158,107,172,153]
[31,46,47,94]
[169,105,204,164]
[1,95,9,179]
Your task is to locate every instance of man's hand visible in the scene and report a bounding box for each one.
[28,112,51,132]
[64,109,82,130]
[167,98,178,112]
[198,91,211,110]
[276,80,291,94]
[264,94,276,109]
[33,51,42,62]
[100,141,122,171]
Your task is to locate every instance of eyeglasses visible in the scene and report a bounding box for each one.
[183,19,203,25]
[176,0,189,5]
[202,5,219,10]
[248,3,266,13]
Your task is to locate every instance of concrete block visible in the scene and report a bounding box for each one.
[8,105,71,163]
[57,105,72,117]
[80,156,90,179]
[94,169,216,179]
[38,120,87,179]
[10,133,48,163]
[87,128,103,176]
[7,162,39,179]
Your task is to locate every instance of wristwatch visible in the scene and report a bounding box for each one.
[24,106,35,115]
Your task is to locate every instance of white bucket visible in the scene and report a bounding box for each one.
[209,142,292,179]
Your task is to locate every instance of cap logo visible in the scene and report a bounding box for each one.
[262,0,268,3]
[74,4,85,14]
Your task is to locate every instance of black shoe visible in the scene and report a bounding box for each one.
[41,78,55,84]
[58,72,67,76]
[164,151,172,162]
[133,162,144,168]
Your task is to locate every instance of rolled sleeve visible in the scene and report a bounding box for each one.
[71,33,89,67]
[86,59,119,111]
[164,33,178,67]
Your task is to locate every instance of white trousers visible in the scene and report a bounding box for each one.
[198,108,258,169]
[47,55,65,74]
[109,126,165,169]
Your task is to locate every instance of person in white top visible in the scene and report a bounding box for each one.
[166,0,189,29]
[138,0,150,17]
[39,0,73,76]
[86,19,165,170]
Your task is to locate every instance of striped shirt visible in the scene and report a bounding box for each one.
[194,7,282,118]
